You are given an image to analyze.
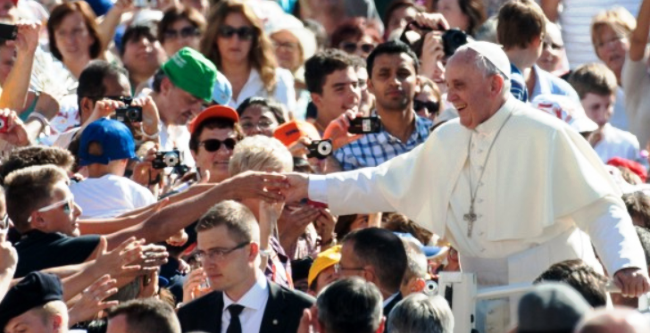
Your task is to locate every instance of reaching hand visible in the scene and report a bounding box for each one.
[68,275,118,325]
[296,306,320,333]
[323,110,363,151]
[281,172,310,203]
[314,208,337,243]
[94,236,145,279]
[13,22,40,55]
[166,229,189,247]
[0,109,30,147]
[613,267,650,298]
[87,99,125,126]
[223,171,288,202]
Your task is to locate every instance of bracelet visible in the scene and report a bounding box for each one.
[27,112,51,135]
[259,248,272,257]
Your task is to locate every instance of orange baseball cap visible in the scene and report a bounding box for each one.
[273,120,321,147]
[189,105,239,134]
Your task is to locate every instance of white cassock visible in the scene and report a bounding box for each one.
[308,97,647,331]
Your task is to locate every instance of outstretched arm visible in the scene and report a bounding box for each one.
[629,0,650,62]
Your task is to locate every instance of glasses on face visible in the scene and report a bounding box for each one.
[218,26,255,41]
[164,26,200,40]
[596,35,626,49]
[334,263,365,274]
[199,138,237,152]
[240,119,275,131]
[340,41,376,54]
[27,196,75,223]
[414,99,440,114]
[272,40,298,52]
[196,241,250,262]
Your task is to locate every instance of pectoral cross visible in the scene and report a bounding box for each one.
[463,204,477,237]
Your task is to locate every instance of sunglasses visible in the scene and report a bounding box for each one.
[27,196,75,223]
[414,100,440,114]
[164,26,200,39]
[218,26,255,40]
[340,41,375,54]
[199,138,237,152]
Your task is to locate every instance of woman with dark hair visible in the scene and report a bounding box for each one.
[200,0,296,112]
[330,18,383,59]
[236,97,286,137]
[158,5,206,57]
[435,0,487,36]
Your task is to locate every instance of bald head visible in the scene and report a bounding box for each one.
[576,308,650,333]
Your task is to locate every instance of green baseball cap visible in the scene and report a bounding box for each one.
[161,47,217,103]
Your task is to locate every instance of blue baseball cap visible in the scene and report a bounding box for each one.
[79,118,136,166]
[213,71,233,105]
[393,232,445,258]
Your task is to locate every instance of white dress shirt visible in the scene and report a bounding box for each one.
[594,123,640,163]
[221,272,270,333]
[226,68,296,113]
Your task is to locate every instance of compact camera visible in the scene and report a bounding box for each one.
[152,150,182,169]
[115,105,143,123]
[400,22,468,58]
[423,280,439,296]
[0,115,7,133]
[348,117,382,134]
[306,139,333,160]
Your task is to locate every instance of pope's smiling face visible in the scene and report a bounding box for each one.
[445,50,505,130]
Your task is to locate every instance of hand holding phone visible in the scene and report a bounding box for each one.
[348,116,382,134]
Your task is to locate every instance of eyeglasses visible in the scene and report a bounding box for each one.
[414,100,440,114]
[164,26,200,40]
[218,26,256,41]
[340,41,376,54]
[196,241,250,262]
[199,138,237,152]
[272,40,298,52]
[27,196,75,223]
[240,119,275,131]
[334,263,365,274]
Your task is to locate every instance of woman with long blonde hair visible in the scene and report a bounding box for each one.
[200,0,296,113]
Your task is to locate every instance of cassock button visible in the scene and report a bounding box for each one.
[273,319,278,325]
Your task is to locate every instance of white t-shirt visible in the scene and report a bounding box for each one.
[594,123,640,163]
[70,174,156,219]
[226,68,296,113]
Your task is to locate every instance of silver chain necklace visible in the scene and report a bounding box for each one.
[463,113,513,237]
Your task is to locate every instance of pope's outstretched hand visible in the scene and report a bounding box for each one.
[282,173,310,203]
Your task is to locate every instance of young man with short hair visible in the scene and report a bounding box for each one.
[177,200,314,333]
[316,277,385,333]
[332,41,432,171]
[106,298,181,333]
[568,63,640,163]
[304,49,361,134]
[70,118,156,218]
[497,0,579,102]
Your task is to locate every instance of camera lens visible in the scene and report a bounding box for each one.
[317,141,333,156]
[163,152,179,166]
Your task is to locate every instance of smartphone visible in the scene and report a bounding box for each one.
[348,117,382,134]
[0,23,17,40]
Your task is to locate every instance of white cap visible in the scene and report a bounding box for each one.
[464,41,511,80]
[532,94,598,133]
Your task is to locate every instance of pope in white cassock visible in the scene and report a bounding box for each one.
[282,41,649,329]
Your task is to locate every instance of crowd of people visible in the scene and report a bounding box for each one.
[1,0,650,332]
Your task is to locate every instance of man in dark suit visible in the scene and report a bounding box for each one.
[336,228,407,318]
[177,200,314,333]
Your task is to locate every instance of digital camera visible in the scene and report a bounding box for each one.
[115,106,143,123]
[400,22,468,58]
[306,139,333,160]
[152,150,182,169]
[348,117,382,134]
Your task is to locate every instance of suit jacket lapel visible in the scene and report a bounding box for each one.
[260,282,289,333]
[208,292,224,333]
